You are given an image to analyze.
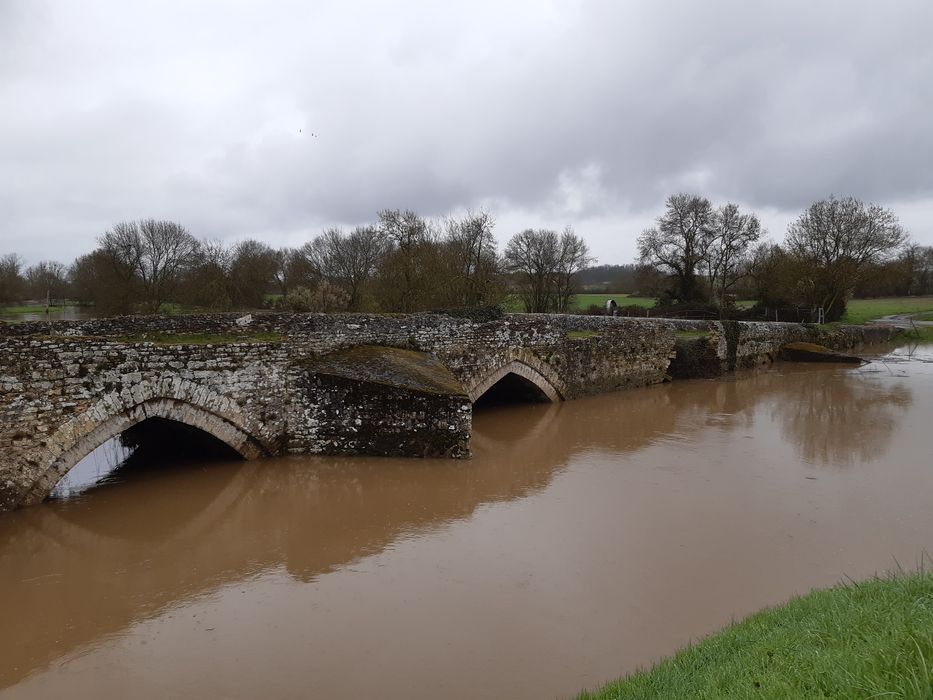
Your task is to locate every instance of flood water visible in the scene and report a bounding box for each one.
[0,306,93,323]
[1,343,932,699]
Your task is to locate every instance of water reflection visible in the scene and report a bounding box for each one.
[771,368,912,466]
[0,346,928,698]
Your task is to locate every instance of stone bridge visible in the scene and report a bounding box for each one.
[0,311,898,511]
[0,312,676,511]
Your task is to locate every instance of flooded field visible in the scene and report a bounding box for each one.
[0,306,93,323]
[1,343,931,699]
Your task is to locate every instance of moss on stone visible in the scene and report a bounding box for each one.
[668,336,722,378]
[566,330,601,339]
[779,342,865,363]
[721,320,743,371]
[303,345,468,396]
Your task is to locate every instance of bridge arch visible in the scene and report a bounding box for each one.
[468,357,565,404]
[24,378,270,506]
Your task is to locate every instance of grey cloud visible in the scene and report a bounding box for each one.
[2,0,932,265]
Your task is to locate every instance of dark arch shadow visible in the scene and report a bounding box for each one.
[469,360,564,404]
[25,397,269,506]
[473,372,556,408]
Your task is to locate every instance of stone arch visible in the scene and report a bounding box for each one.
[23,378,270,506]
[468,357,566,404]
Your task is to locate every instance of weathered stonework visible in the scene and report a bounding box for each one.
[0,313,677,511]
[667,320,900,377]
[0,312,901,512]
[292,346,471,458]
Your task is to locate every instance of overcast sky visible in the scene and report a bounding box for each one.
[2,0,932,266]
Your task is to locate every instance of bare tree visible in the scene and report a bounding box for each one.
[96,222,144,312]
[638,194,715,302]
[913,245,933,295]
[0,253,25,304]
[24,261,68,301]
[272,247,315,298]
[229,239,278,309]
[705,203,761,305]
[303,226,387,311]
[181,239,234,309]
[98,219,198,313]
[552,226,594,312]
[785,196,907,320]
[503,229,559,313]
[376,210,439,312]
[440,210,502,307]
[503,228,592,313]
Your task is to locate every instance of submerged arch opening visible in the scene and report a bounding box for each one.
[473,372,555,408]
[50,417,244,500]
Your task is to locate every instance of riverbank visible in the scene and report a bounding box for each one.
[579,570,933,699]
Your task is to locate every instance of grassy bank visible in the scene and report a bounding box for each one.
[903,327,933,343]
[840,297,933,325]
[579,571,933,700]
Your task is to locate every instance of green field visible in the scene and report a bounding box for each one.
[580,571,933,700]
[570,294,657,310]
[0,304,80,315]
[505,295,933,319]
[567,294,758,312]
[840,297,933,325]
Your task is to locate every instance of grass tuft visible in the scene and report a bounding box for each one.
[566,330,601,339]
[579,571,933,700]
[675,330,710,339]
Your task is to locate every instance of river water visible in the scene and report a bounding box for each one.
[1,343,932,699]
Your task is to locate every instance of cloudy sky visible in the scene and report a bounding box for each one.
[2,0,932,266]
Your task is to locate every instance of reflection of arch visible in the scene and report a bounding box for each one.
[37,456,260,548]
[468,359,565,403]
[24,378,269,506]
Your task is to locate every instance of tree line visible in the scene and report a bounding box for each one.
[0,211,593,315]
[638,194,932,321]
[3,195,930,320]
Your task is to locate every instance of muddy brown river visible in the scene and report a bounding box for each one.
[1,343,932,699]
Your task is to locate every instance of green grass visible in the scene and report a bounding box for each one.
[113,332,283,345]
[916,311,933,322]
[567,295,757,312]
[580,570,933,700]
[675,330,710,339]
[566,330,601,339]
[902,327,933,343]
[570,294,657,310]
[840,297,933,325]
[1,304,80,315]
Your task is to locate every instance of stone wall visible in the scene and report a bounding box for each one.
[665,319,901,377]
